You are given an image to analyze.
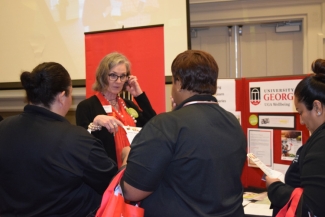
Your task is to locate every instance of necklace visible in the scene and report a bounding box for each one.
[113,97,137,124]
[109,99,117,106]
[102,93,118,106]
[102,93,137,124]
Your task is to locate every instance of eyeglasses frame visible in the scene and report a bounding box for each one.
[107,73,129,82]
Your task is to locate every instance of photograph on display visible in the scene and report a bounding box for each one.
[258,114,295,129]
[281,130,302,161]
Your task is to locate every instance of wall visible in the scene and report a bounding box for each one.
[0,0,188,116]
[2,0,325,115]
[191,24,304,78]
[0,0,188,82]
[0,87,86,123]
[190,0,325,74]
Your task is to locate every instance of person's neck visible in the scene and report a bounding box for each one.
[103,91,118,101]
[30,102,66,117]
[179,90,199,102]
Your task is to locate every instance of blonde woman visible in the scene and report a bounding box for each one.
[76,52,156,167]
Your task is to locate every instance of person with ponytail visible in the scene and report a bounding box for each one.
[0,62,117,217]
[266,59,325,217]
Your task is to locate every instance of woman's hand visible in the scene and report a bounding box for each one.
[93,115,123,134]
[126,75,143,97]
[265,175,281,188]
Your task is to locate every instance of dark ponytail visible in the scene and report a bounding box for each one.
[294,59,325,110]
[20,62,71,108]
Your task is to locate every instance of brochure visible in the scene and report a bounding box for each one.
[247,153,284,182]
[123,126,141,144]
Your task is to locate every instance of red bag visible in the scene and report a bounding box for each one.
[276,188,303,217]
[96,168,144,217]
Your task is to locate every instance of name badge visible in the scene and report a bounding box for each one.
[103,105,112,113]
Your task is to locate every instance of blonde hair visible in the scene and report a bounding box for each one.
[93,52,131,92]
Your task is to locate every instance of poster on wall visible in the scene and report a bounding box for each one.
[249,80,301,113]
[281,130,303,161]
[258,114,295,129]
[247,128,273,168]
[214,79,236,111]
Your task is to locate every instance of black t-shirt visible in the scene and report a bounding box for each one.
[124,95,247,217]
[0,105,117,216]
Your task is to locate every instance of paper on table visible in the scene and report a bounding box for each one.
[244,203,273,216]
[123,126,141,144]
[243,192,268,201]
[247,153,284,182]
[242,199,252,207]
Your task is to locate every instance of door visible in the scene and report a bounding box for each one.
[191,23,303,78]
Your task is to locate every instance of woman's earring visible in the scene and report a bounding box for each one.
[317,112,321,116]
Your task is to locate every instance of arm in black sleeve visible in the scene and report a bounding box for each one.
[76,97,106,129]
[299,135,325,215]
[83,139,118,194]
[268,132,325,215]
[267,181,294,208]
[124,92,156,127]
[76,99,93,129]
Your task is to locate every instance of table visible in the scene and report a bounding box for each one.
[243,190,272,217]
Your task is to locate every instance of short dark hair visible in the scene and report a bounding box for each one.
[20,62,71,108]
[294,59,325,110]
[171,50,218,95]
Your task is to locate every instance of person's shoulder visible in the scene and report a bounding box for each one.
[146,111,176,126]
[216,106,238,119]
[80,95,98,103]
[0,114,20,126]
[77,95,99,107]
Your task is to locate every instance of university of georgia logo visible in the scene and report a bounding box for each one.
[250,87,261,106]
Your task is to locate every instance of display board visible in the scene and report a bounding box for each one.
[238,75,309,189]
[84,25,165,114]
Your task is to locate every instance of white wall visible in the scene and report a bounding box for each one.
[0,0,188,83]
[0,0,188,114]
[3,0,325,113]
[190,0,325,74]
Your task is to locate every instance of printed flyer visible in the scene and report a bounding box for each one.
[281,130,302,161]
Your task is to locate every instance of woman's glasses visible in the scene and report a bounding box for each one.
[108,74,128,82]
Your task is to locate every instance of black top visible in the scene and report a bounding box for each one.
[75,92,156,163]
[0,105,117,217]
[268,123,325,217]
[124,95,247,217]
